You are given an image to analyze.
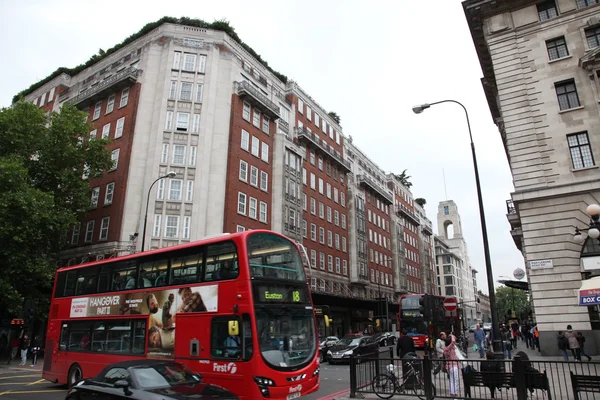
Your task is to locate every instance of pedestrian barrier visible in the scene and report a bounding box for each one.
[349,350,600,399]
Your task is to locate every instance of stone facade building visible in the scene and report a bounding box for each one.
[464,0,600,354]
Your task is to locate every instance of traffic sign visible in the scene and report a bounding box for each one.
[443,297,458,312]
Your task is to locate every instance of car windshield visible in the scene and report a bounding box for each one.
[256,306,316,370]
[133,364,201,389]
[337,337,361,346]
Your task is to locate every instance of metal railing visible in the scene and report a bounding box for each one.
[507,199,516,214]
[396,204,421,225]
[236,81,280,117]
[357,174,393,204]
[67,66,139,105]
[349,350,600,399]
[295,127,351,171]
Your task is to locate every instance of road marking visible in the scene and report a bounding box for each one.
[316,388,350,400]
[0,389,67,396]
[0,375,39,380]
[26,379,45,386]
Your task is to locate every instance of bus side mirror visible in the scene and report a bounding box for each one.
[324,315,332,328]
[228,320,239,336]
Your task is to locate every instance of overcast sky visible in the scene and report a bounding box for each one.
[0,0,525,294]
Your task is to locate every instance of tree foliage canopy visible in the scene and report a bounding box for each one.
[415,198,426,206]
[0,102,112,314]
[494,285,530,321]
[393,169,412,188]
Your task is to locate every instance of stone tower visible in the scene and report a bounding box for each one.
[437,200,463,240]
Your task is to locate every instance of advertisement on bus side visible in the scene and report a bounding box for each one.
[68,285,218,358]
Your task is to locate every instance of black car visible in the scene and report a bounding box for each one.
[371,332,396,347]
[326,335,379,364]
[319,336,339,363]
[66,360,238,400]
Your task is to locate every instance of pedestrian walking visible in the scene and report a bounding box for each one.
[501,327,512,360]
[565,325,581,361]
[434,332,446,375]
[19,335,30,366]
[443,334,460,397]
[511,323,519,349]
[576,332,592,361]
[557,331,569,361]
[473,324,486,358]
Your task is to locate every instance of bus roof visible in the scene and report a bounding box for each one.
[57,229,293,273]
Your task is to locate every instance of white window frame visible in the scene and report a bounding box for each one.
[90,129,97,139]
[195,84,203,102]
[173,145,186,165]
[90,187,100,208]
[192,114,200,133]
[106,94,115,113]
[251,136,260,157]
[311,223,317,241]
[237,225,245,232]
[243,102,251,121]
[165,215,180,238]
[71,223,80,244]
[239,160,248,182]
[249,197,258,219]
[183,54,197,71]
[168,179,183,201]
[173,52,181,69]
[165,111,173,130]
[110,149,120,171]
[85,221,94,243]
[176,112,190,131]
[186,180,194,202]
[93,101,102,120]
[48,87,55,103]
[253,109,261,128]
[101,123,111,139]
[189,146,197,166]
[261,142,269,162]
[198,55,207,73]
[241,129,250,151]
[260,171,268,191]
[259,201,267,223]
[99,217,110,241]
[250,166,258,187]
[156,179,165,200]
[169,81,177,99]
[152,215,161,237]
[105,182,115,204]
[179,82,193,101]
[183,216,191,239]
[310,173,316,190]
[161,144,169,164]
[119,88,129,108]
[115,117,124,138]
[238,192,247,215]
[262,116,270,134]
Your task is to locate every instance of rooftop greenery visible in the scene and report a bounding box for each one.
[12,17,288,104]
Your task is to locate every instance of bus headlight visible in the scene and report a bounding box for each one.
[254,376,275,386]
[313,367,320,376]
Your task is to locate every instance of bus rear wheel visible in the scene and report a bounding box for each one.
[67,363,83,389]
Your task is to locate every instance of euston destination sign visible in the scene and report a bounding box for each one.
[255,284,307,304]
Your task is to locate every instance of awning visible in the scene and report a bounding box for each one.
[579,276,600,306]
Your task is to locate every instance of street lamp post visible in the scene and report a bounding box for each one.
[500,276,516,319]
[573,204,600,245]
[412,100,503,357]
[141,171,177,252]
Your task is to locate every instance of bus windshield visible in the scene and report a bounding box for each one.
[247,233,305,281]
[255,307,315,370]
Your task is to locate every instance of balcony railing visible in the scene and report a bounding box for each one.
[396,204,420,225]
[296,127,351,172]
[236,81,280,119]
[67,67,140,107]
[357,175,393,204]
[422,222,433,236]
[351,274,369,285]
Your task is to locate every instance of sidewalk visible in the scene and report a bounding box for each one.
[0,356,44,373]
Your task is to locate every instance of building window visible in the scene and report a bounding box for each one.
[259,201,267,223]
[115,117,125,138]
[105,182,114,205]
[99,217,110,241]
[537,1,557,21]
[186,180,194,202]
[192,114,200,133]
[165,111,173,130]
[176,113,190,131]
[169,81,177,99]
[310,224,317,241]
[110,149,120,171]
[180,82,193,101]
[342,214,346,229]
[119,88,129,108]
[251,136,260,157]
[260,171,268,191]
[320,253,325,270]
[261,143,269,162]
[241,129,250,151]
[165,216,179,238]
[183,216,191,239]
[298,98,304,114]
[48,87,55,102]
[319,227,325,244]
[90,187,100,208]
[85,221,94,243]
[568,132,595,169]
[198,55,207,73]
[173,145,186,165]
[71,224,80,244]
[90,129,97,139]
[243,102,251,121]
[106,94,115,114]
[237,225,245,232]
[183,54,197,71]
[336,258,341,274]
[578,0,599,9]
[302,220,307,237]
[342,237,347,252]
[262,116,270,134]
[343,260,348,276]
[546,37,568,60]
[249,197,258,219]
[173,52,181,69]
[93,101,102,120]
[189,146,197,166]
[161,144,169,164]
[152,215,161,237]
[328,255,333,272]
[238,192,247,215]
[586,26,600,49]
[311,198,316,215]
[253,109,261,128]
[250,166,258,187]
[555,79,580,110]
[102,123,111,139]
[168,179,183,200]
[239,160,248,182]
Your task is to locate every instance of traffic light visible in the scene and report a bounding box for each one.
[419,295,431,321]
[375,319,381,328]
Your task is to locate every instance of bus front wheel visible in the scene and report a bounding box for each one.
[67,363,83,389]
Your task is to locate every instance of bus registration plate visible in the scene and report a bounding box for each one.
[287,393,301,400]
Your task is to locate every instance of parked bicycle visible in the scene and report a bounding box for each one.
[372,356,436,399]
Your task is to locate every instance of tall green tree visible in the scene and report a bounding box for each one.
[393,169,412,188]
[0,102,112,314]
[494,285,530,321]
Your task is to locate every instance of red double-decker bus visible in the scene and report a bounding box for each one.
[43,230,319,399]
[398,294,461,348]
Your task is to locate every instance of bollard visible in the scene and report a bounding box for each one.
[513,355,527,400]
[349,354,357,398]
[423,353,434,400]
